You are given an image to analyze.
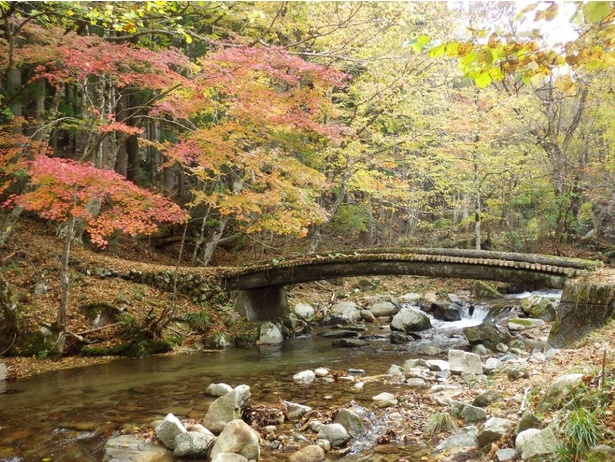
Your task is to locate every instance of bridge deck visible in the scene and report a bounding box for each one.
[222,248,601,291]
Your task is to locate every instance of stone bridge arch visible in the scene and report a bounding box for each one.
[221,249,600,321]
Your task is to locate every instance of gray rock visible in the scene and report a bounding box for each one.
[508,318,546,331]
[293,370,316,384]
[288,444,325,462]
[391,307,432,333]
[333,408,363,438]
[435,426,478,452]
[321,329,358,339]
[460,404,487,423]
[103,434,173,462]
[484,357,501,373]
[472,344,492,356]
[203,385,251,434]
[537,373,584,411]
[331,338,369,348]
[507,366,529,380]
[331,301,361,323]
[515,411,542,435]
[360,309,377,323]
[406,378,427,388]
[209,419,260,461]
[399,292,422,303]
[316,423,350,448]
[33,283,48,296]
[204,332,232,349]
[463,321,514,350]
[477,417,514,447]
[369,301,399,317]
[426,360,450,372]
[372,392,398,408]
[590,445,615,458]
[259,322,284,345]
[520,295,557,321]
[515,426,559,459]
[448,349,483,375]
[294,303,315,320]
[390,332,409,344]
[0,363,6,381]
[495,448,518,461]
[471,281,502,299]
[211,454,248,462]
[283,400,312,420]
[473,390,502,408]
[155,413,187,449]
[417,345,444,355]
[173,431,214,459]
[206,383,233,397]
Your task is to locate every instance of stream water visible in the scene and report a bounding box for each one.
[0,290,558,462]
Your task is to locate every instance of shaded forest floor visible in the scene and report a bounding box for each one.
[0,217,613,382]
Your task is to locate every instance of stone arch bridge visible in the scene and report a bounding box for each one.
[219,248,601,322]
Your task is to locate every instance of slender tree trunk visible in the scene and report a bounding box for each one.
[201,217,229,266]
[58,215,75,331]
[0,272,19,351]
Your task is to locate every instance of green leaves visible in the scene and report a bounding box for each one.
[582,2,612,23]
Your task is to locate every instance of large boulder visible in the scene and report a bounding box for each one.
[515,427,559,460]
[368,301,399,317]
[390,307,432,333]
[209,419,260,461]
[471,281,502,299]
[330,301,361,323]
[333,408,364,437]
[316,423,351,448]
[477,417,515,448]
[463,321,513,351]
[537,373,584,411]
[103,435,173,462]
[288,445,325,462]
[203,385,251,434]
[520,295,557,321]
[448,349,483,375]
[155,413,187,449]
[294,303,315,321]
[259,322,283,345]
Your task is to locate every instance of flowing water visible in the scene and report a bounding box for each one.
[0,290,558,461]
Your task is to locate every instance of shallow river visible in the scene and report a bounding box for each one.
[0,291,558,461]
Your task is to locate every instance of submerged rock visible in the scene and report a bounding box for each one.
[103,434,172,462]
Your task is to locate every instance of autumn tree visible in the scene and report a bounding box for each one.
[9,155,186,352]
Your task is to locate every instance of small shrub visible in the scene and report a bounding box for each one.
[558,407,602,462]
[185,310,210,333]
[424,411,457,438]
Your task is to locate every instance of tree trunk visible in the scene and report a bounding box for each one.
[58,215,75,331]
[0,271,19,352]
[201,217,229,266]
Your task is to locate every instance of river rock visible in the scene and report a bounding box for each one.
[495,448,519,461]
[206,383,233,397]
[471,281,502,299]
[204,332,232,349]
[391,307,432,333]
[209,419,260,461]
[451,401,486,423]
[372,392,398,408]
[417,344,444,355]
[520,295,557,321]
[211,454,248,462]
[515,411,542,435]
[293,370,316,384]
[537,373,584,411]
[360,309,377,322]
[294,303,315,320]
[477,417,515,447]
[288,444,325,462]
[330,301,361,323]
[103,434,173,462]
[434,426,478,452]
[259,321,284,345]
[283,400,312,420]
[332,338,369,348]
[333,408,363,437]
[155,413,187,449]
[448,349,483,375]
[463,321,514,350]
[203,385,251,434]
[432,302,462,321]
[316,423,350,448]
[515,426,559,460]
[472,390,502,408]
[483,357,501,374]
[320,329,358,339]
[369,301,399,317]
[0,363,6,381]
[173,431,214,459]
[399,292,421,303]
[426,360,449,372]
[508,318,545,330]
